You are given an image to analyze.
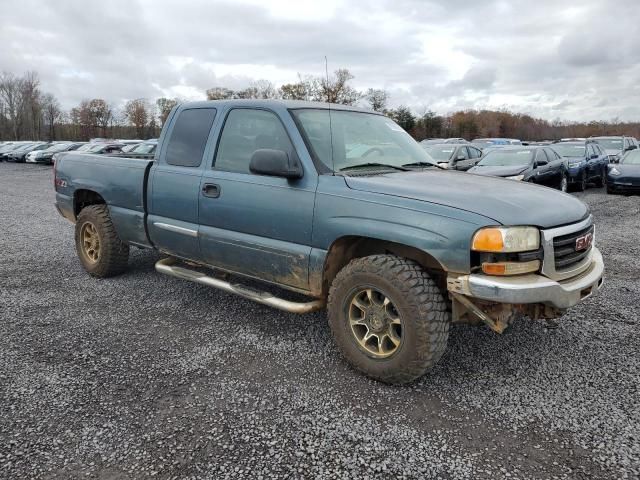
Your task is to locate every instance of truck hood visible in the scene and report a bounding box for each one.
[344,170,589,229]
[467,164,529,177]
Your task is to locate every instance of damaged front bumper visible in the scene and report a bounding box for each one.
[447,248,604,331]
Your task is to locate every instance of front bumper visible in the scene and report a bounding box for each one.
[26,156,50,163]
[449,248,604,309]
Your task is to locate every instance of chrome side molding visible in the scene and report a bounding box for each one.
[153,222,198,237]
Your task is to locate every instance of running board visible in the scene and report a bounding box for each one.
[155,258,325,314]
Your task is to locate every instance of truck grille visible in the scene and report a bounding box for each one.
[552,224,594,271]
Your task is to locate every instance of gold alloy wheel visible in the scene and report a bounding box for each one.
[80,222,100,263]
[348,288,402,358]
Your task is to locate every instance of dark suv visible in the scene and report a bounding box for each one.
[590,136,638,164]
[552,141,608,190]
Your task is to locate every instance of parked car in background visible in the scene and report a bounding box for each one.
[552,141,608,191]
[127,139,157,155]
[471,138,522,150]
[468,146,569,191]
[607,149,640,195]
[74,142,124,155]
[26,142,85,164]
[0,142,29,161]
[6,142,50,162]
[421,143,482,170]
[420,138,446,145]
[590,136,638,164]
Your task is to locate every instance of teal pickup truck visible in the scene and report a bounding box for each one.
[54,100,604,384]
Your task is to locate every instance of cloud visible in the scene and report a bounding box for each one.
[0,0,639,121]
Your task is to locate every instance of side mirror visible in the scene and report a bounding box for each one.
[626,145,637,151]
[249,149,303,179]
[535,160,547,167]
[590,154,598,159]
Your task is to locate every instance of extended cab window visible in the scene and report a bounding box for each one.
[214,109,294,174]
[165,108,216,167]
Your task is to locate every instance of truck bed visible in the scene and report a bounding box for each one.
[55,152,155,247]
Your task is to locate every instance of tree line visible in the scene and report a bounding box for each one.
[1,69,639,142]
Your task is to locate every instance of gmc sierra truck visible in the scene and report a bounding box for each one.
[54,100,604,384]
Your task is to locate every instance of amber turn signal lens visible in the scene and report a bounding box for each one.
[481,260,541,276]
[471,228,504,252]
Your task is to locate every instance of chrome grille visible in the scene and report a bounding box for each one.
[552,224,594,271]
[541,216,594,281]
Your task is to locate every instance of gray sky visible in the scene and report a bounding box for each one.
[2,0,639,121]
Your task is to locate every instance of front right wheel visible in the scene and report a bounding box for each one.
[328,255,450,384]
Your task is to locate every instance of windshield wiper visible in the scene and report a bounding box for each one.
[340,163,410,172]
[402,161,445,169]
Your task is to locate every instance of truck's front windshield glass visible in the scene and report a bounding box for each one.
[291,109,437,172]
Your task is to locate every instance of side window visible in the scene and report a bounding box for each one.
[165,108,217,167]
[468,146,482,159]
[545,148,559,160]
[457,147,470,159]
[587,145,596,157]
[536,149,549,164]
[215,109,294,174]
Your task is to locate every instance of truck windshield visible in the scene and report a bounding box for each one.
[291,109,437,171]
[477,149,533,166]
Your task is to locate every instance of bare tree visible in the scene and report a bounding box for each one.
[0,72,25,140]
[124,99,149,138]
[317,69,361,105]
[21,71,41,139]
[88,99,113,137]
[206,87,235,100]
[41,93,62,140]
[366,88,389,112]
[156,97,178,126]
[279,82,307,100]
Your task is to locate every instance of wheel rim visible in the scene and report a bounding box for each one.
[80,222,100,263]
[348,288,402,358]
[561,176,568,192]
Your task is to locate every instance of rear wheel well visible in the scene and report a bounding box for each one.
[320,236,447,297]
[74,189,106,218]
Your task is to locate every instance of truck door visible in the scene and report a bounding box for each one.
[147,107,217,261]
[198,107,316,290]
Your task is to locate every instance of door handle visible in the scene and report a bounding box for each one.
[202,183,221,198]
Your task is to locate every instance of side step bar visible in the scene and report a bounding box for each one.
[155,258,325,314]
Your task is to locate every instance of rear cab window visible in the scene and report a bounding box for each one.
[165,108,217,167]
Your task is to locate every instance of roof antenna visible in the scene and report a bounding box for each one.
[325,55,335,174]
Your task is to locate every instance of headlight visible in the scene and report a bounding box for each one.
[609,167,621,176]
[472,226,540,253]
[505,174,524,181]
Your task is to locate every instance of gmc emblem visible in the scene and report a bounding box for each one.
[575,232,593,251]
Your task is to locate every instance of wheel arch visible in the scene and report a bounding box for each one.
[73,189,106,218]
[318,235,447,297]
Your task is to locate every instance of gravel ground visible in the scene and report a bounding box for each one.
[0,162,638,479]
